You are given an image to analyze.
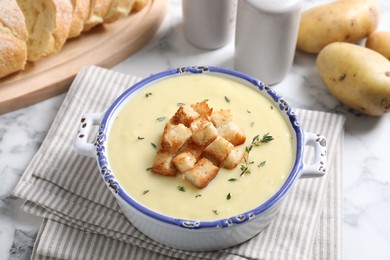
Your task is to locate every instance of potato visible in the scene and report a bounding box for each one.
[316,42,390,116]
[365,31,390,60]
[297,0,380,53]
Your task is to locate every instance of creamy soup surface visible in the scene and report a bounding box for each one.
[108,74,295,221]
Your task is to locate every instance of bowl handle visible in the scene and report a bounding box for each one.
[74,113,103,157]
[299,132,327,178]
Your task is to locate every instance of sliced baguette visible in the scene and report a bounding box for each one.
[83,0,112,32]
[16,0,73,61]
[0,0,28,78]
[104,0,134,23]
[68,0,90,38]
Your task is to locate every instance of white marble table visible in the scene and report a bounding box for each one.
[1,0,390,259]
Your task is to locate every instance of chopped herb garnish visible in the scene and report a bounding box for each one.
[145,92,152,98]
[177,102,185,107]
[240,165,251,176]
[270,105,274,110]
[228,178,238,182]
[224,96,231,103]
[142,190,150,195]
[212,209,219,215]
[241,133,274,177]
[137,136,145,140]
[177,185,186,192]
[258,161,266,167]
[227,193,231,200]
[259,133,274,143]
[195,194,202,198]
[151,143,157,149]
[146,167,152,171]
[156,117,166,122]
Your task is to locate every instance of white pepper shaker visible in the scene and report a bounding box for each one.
[234,0,303,85]
[182,0,237,50]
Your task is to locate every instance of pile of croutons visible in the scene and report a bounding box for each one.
[152,101,246,189]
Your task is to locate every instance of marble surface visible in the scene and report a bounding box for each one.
[1,0,390,259]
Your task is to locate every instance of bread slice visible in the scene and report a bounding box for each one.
[83,0,112,32]
[68,0,90,38]
[16,0,73,61]
[131,0,147,13]
[0,32,27,78]
[104,0,134,23]
[0,0,28,78]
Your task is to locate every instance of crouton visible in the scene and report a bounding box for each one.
[203,136,234,163]
[190,116,208,132]
[220,148,245,169]
[172,152,197,173]
[161,123,192,152]
[217,122,246,146]
[184,158,219,188]
[190,119,218,147]
[152,149,177,176]
[210,109,233,127]
[181,140,204,159]
[171,104,200,127]
[191,100,212,117]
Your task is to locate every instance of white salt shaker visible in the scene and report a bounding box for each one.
[234,0,303,85]
[182,0,237,50]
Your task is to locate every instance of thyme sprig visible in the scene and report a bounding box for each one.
[240,133,274,176]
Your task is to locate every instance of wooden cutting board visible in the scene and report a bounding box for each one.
[0,0,168,115]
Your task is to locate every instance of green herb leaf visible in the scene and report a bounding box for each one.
[212,209,219,215]
[240,165,251,176]
[227,193,231,200]
[224,96,231,103]
[228,178,238,182]
[195,194,202,198]
[137,136,145,140]
[259,132,274,143]
[145,92,152,98]
[258,161,266,167]
[177,185,186,192]
[151,143,157,149]
[156,117,166,122]
[142,190,150,195]
[146,167,152,171]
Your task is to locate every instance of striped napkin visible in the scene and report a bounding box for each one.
[13,66,345,260]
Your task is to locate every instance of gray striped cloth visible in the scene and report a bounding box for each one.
[12,66,345,260]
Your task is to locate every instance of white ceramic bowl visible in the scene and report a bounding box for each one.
[74,66,327,251]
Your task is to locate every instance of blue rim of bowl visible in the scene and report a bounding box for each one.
[95,66,305,229]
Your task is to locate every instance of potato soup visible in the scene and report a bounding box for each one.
[107,74,295,221]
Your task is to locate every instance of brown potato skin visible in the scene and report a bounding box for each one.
[297,0,380,53]
[316,42,390,116]
[365,31,390,60]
